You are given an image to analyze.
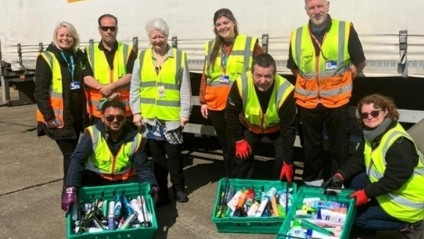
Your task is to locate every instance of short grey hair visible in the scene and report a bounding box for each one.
[52,21,80,52]
[145,18,169,37]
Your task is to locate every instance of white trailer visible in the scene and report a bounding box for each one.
[1,0,423,134]
[1,0,423,76]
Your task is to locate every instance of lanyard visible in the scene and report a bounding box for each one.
[60,51,75,81]
[221,44,233,75]
[309,30,329,60]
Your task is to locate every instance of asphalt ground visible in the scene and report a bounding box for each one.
[0,85,402,239]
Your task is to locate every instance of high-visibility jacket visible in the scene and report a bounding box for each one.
[290,19,352,109]
[85,125,142,181]
[85,42,132,117]
[36,51,64,128]
[204,34,256,110]
[236,72,294,134]
[364,123,424,223]
[137,48,185,121]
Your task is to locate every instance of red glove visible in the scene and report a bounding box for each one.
[279,163,294,182]
[349,189,369,206]
[61,187,78,213]
[235,139,252,160]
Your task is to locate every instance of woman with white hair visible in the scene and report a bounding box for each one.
[130,18,191,205]
[34,21,87,190]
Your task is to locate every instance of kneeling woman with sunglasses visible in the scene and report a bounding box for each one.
[60,100,159,213]
[323,94,424,238]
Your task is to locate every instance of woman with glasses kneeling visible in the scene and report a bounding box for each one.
[129,18,191,205]
[323,94,424,239]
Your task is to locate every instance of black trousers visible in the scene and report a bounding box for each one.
[208,109,234,177]
[230,130,284,179]
[148,139,185,194]
[298,104,350,183]
[55,138,79,188]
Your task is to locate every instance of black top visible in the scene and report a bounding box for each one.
[338,121,419,198]
[34,43,87,139]
[287,15,366,70]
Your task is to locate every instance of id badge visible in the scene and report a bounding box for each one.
[219,75,230,84]
[158,85,165,98]
[70,81,81,90]
[325,61,337,70]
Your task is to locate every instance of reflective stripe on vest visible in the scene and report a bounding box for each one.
[138,48,184,121]
[364,123,424,222]
[291,20,352,109]
[85,126,142,181]
[203,34,256,110]
[35,51,65,128]
[85,42,132,117]
[237,72,294,134]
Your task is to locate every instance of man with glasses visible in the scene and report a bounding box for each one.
[83,13,137,123]
[287,0,366,186]
[61,100,159,213]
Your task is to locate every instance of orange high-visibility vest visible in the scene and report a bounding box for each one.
[204,34,256,110]
[290,19,352,109]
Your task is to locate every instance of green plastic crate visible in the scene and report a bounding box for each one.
[212,178,297,234]
[66,182,157,239]
[276,186,356,239]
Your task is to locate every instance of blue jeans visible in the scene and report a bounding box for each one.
[350,172,409,231]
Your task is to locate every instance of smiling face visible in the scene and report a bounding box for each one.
[56,26,74,50]
[148,29,168,53]
[102,106,126,133]
[214,16,236,42]
[252,64,275,92]
[360,103,388,129]
[305,0,330,27]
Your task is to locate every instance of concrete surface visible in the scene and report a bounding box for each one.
[0,86,402,239]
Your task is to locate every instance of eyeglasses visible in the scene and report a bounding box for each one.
[105,115,125,122]
[360,110,381,119]
[99,26,117,32]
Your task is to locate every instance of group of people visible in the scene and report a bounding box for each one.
[35,14,190,207]
[34,0,424,238]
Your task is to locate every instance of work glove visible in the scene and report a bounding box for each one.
[150,186,160,204]
[61,187,78,213]
[322,173,344,189]
[349,189,369,206]
[235,139,252,160]
[279,162,294,182]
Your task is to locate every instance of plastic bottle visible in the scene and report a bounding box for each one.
[108,201,115,231]
[227,190,243,212]
[114,195,122,219]
[224,185,235,204]
[288,220,306,238]
[254,187,277,217]
[118,212,138,230]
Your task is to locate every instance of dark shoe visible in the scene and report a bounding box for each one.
[175,191,189,203]
[156,197,171,207]
[402,221,424,239]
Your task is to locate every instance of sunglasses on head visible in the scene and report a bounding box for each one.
[99,26,117,32]
[361,110,381,119]
[105,115,125,122]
